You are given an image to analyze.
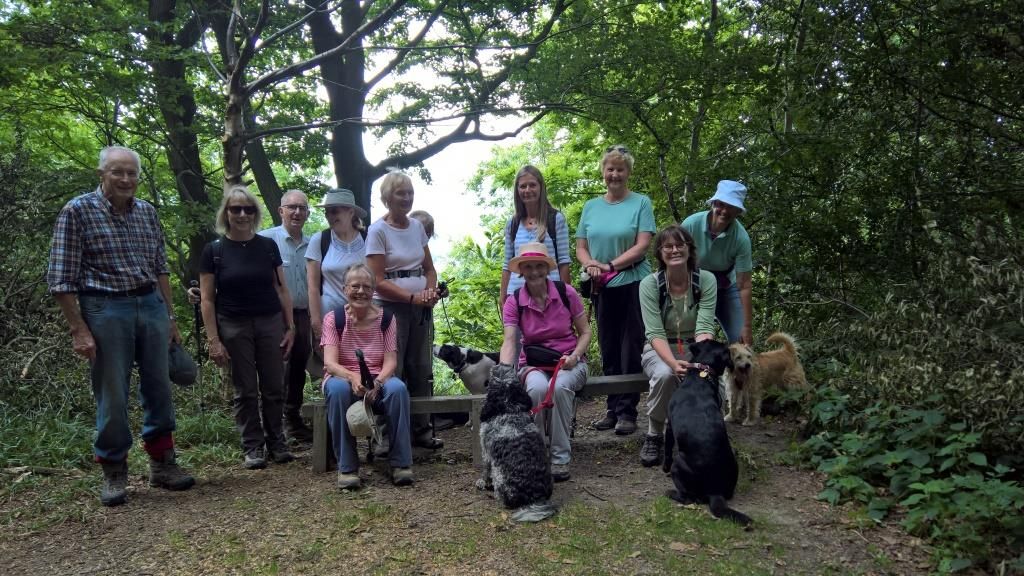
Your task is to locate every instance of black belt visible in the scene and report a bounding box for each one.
[79,284,155,298]
[385,268,423,279]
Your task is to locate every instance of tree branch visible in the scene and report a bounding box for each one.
[365,0,449,91]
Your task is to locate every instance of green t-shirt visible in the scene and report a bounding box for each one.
[576,192,657,287]
[680,210,752,286]
[639,269,719,344]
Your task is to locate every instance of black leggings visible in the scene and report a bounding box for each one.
[595,282,644,421]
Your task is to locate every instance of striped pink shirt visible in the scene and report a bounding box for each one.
[320,307,397,382]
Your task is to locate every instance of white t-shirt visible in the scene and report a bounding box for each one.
[365,217,428,302]
[305,230,366,316]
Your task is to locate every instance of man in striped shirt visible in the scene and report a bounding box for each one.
[47,146,195,507]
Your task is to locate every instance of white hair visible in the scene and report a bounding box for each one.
[98,146,141,171]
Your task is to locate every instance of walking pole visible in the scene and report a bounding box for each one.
[190,280,205,417]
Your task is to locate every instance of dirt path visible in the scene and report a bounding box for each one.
[1,400,933,575]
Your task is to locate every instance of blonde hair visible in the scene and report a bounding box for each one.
[601,144,635,171]
[215,185,262,235]
[379,170,413,209]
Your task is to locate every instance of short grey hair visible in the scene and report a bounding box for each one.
[98,146,141,171]
[343,263,376,291]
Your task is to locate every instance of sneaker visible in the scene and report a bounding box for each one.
[283,419,313,443]
[100,460,128,507]
[391,467,415,486]
[640,433,664,467]
[614,418,637,436]
[337,471,361,490]
[243,447,267,470]
[149,449,196,490]
[551,463,570,483]
[591,414,617,431]
[269,446,295,464]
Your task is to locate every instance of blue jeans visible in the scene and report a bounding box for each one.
[716,283,743,343]
[79,291,175,462]
[324,376,411,473]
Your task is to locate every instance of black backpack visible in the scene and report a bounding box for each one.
[332,306,394,339]
[656,267,703,312]
[514,280,572,330]
[508,210,560,264]
[317,227,368,294]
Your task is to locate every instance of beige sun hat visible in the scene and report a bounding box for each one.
[508,242,557,274]
[346,396,382,444]
[317,188,368,219]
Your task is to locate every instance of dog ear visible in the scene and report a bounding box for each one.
[466,349,483,363]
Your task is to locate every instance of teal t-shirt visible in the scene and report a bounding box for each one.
[681,210,752,285]
[576,192,657,287]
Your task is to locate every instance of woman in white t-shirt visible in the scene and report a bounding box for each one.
[306,189,367,344]
[365,171,443,449]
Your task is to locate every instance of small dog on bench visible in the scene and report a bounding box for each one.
[433,344,499,394]
[664,339,752,527]
[476,363,556,522]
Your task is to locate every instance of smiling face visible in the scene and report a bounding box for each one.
[518,259,551,287]
[343,267,375,310]
[710,200,742,232]
[326,205,356,234]
[516,173,541,206]
[602,157,631,195]
[226,196,258,233]
[278,191,309,234]
[98,149,140,209]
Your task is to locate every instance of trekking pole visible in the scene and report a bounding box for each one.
[190,280,205,416]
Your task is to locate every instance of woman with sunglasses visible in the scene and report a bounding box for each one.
[575,145,656,436]
[365,171,443,449]
[637,225,718,467]
[199,185,296,470]
[306,189,367,351]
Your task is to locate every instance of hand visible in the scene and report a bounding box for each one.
[280,328,295,360]
[741,326,754,347]
[561,354,578,370]
[209,340,231,367]
[169,321,182,344]
[186,286,201,305]
[311,317,323,342]
[71,326,96,361]
[672,359,693,376]
[365,384,381,404]
[350,376,366,398]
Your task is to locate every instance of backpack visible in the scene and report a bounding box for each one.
[318,227,368,294]
[656,267,703,312]
[332,306,394,340]
[508,210,560,263]
[514,280,572,330]
[211,236,280,289]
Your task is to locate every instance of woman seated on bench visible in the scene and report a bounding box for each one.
[322,264,414,489]
[499,242,592,482]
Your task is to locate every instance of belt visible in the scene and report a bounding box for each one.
[384,268,423,280]
[79,284,155,298]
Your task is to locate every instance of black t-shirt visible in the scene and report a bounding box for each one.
[200,235,283,318]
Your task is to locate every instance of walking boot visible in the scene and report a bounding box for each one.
[149,449,196,491]
[283,415,313,443]
[100,460,128,507]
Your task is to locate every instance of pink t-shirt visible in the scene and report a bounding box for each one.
[502,280,586,366]
[320,307,398,385]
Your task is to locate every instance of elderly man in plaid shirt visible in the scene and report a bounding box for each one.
[47,146,195,506]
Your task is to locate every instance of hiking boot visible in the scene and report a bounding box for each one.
[284,418,313,443]
[640,433,664,467]
[591,414,617,431]
[391,467,415,486]
[268,445,295,464]
[149,449,196,491]
[412,433,444,450]
[372,436,390,458]
[100,460,128,507]
[337,471,361,490]
[243,447,267,470]
[551,463,570,483]
[614,418,637,436]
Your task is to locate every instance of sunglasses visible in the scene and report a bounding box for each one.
[227,205,257,215]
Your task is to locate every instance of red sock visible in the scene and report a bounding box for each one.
[143,434,175,461]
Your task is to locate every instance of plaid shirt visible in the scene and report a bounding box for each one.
[47,188,170,294]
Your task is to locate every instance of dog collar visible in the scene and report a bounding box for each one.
[690,363,714,378]
[452,360,467,375]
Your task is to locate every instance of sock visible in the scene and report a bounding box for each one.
[648,418,664,436]
[143,434,175,461]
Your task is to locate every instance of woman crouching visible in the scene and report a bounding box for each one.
[322,264,414,489]
[499,243,591,482]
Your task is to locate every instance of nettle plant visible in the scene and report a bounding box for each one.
[801,388,1024,572]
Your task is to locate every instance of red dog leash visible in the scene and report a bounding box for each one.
[526,357,566,415]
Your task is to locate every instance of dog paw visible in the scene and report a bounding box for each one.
[474,478,493,492]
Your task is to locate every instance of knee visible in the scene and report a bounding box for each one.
[324,377,352,402]
[382,377,408,399]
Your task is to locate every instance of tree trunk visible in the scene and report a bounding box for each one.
[683,0,718,207]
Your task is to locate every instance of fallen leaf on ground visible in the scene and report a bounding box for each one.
[669,541,700,553]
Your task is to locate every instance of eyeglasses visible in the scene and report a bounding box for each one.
[605,145,630,154]
[282,204,308,212]
[227,205,257,215]
[345,283,373,293]
[661,243,688,253]
[326,206,353,215]
[106,169,139,180]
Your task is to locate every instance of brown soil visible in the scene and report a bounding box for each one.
[0,399,933,575]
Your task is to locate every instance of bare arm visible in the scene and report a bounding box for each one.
[199,272,230,367]
[500,269,511,301]
[736,271,753,345]
[377,351,397,383]
[610,231,653,270]
[157,274,181,344]
[274,266,295,358]
[563,313,591,370]
[54,292,95,361]
[306,260,323,340]
[558,263,571,285]
[499,325,519,365]
[323,343,358,384]
[651,337,690,376]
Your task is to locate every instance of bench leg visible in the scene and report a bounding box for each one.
[470,398,483,469]
[312,402,329,474]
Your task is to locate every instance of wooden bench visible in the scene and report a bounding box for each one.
[300,373,649,473]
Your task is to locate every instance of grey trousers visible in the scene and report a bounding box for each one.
[218,312,287,453]
[641,343,690,427]
[381,300,434,437]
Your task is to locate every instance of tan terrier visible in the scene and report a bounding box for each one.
[724,332,808,426]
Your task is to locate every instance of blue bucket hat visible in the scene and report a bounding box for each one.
[706,180,748,213]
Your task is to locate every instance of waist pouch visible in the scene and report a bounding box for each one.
[524,344,564,367]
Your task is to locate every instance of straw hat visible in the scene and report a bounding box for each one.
[706,180,748,213]
[508,242,557,274]
[317,188,367,219]
[346,396,382,444]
